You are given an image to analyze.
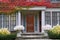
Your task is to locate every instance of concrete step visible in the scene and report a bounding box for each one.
[21,32,48,38]
[16,32,48,40]
[21,32,44,36]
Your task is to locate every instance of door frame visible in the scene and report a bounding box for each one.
[21,11,42,33]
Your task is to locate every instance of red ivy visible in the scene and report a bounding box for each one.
[0,0,52,13]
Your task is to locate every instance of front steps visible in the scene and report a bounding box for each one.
[16,32,48,40]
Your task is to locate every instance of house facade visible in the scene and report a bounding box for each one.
[0,0,60,33]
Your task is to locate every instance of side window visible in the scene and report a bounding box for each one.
[45,12,51,25]
[0,15,2,28]
[52,12,57,26]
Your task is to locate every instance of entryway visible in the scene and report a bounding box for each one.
[21,10,41,33]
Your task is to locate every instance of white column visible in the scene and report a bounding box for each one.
[2,14,3,28]
[57,13,59,25]
[41,10,45,32]
[18,11,21,25]
[9,15,10,31]
[51,11,52,27]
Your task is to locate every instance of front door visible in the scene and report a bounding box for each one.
[26,14,34,32]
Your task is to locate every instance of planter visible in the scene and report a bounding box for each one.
[0,33,16,40]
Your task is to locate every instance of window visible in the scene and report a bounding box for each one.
[34,14,38,32]
[22,15,26,32]
[45,12,51,25]
[0,13,16,31]
[51,0,60,2]
[45,11,60,27]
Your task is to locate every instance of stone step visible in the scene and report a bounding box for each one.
[21,33,47,39]
[21,32,44,36]
[21,35,48,39]
[16,33,48,40]
[16,38,49,40]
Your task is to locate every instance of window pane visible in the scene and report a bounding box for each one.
[45,12,51,25]
[35,15,37,31]
[0,15,2,28]
[3,15,9,28]
[23,15,26,31]
[10,14,16,31]
[52,12,57,26]
[59,13,60,25]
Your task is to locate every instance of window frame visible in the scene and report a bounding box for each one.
[45,11,60,27]
[0,14,17,31]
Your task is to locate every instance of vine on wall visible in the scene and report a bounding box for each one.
[0,0,51,13]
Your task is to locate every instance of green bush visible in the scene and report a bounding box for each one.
[0,28,17,40]
[47,30,60,39]
[47,25,60,39]
[0,33,16,40]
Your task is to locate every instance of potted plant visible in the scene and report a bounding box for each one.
[14,25,24,37]
[0,28,16,40]
[47,24,60,39]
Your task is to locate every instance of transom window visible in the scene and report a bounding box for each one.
[0,13,17,31]
[45,11,60,27]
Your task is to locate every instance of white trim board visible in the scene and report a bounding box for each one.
[46,8,60,11]
[18,7,46,10]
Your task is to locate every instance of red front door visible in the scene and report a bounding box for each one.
[26,14,34,32]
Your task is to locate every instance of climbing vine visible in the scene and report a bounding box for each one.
[0,0,51,13]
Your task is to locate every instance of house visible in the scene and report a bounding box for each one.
[0,0,60,33]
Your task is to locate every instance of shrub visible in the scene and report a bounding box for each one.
[47,25,60,39]
[0,28,16,40]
